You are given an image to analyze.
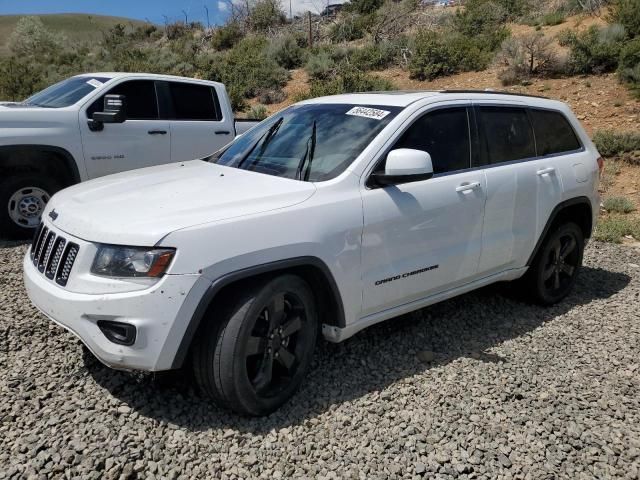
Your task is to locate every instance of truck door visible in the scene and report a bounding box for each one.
[360,104,486,316]
[162,81,234,162]
[79,80,171,178]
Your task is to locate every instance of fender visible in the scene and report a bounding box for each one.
[526,196,593,266]
[170,256,346,369]
[0,145,82,184]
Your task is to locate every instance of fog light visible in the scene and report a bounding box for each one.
[97,320,136,346]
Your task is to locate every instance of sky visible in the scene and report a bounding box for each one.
[0,0,332,26]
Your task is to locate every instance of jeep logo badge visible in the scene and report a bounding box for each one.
[48,209,58,221]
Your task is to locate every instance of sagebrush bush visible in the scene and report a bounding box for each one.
[305,51,336,80]
[609,0,640,39]
[498,33,559,85]
[349,42,397,71]
[329,13,374,43]
[559,24,626,74]
[249,0,286,32]
[409,31,496,81]
[603,196,636,213]
[592,130,640,156]
[307,64,393,97]
[268,35,305,69]
[248,104,269,120]
[595,214,640,242]
[542,11,566,26]
[211,23,243,50]
[618,38,640,97]
[256,87,286,104]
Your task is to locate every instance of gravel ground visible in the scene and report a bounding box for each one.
[1,240,639,480]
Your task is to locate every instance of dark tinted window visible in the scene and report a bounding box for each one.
[479,107,535,164]
[169,82,220,120]
[393,107,470,174]
[530,109,581,156]
[87,80,158,120]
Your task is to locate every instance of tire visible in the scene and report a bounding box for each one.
[192,274,318,416]
[0,174,61,240]
[519,222,584,305]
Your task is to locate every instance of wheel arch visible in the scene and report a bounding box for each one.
[526,196,593,266]
[170,256,346,369]
[0,145,81,187]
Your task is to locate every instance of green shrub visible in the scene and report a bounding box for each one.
[204,36,288,110]
[257,87,286,104]
[595,214,640,242]
[453,0,509,47]
[347,0,385,14]
[211,23,243,50]
[248,104,269,120]
[308,64,393,97]
[592,130,640,156]
[610,0,640,39]
[305,51,336,80]
[541,11,566,26]
[268,35,305,69]
[498,33,559,85]
[409,30,497,81]
[559,24,626,74]
[603,196,636,213]
[250,0,286,32]
[618,37,640,97]
[329,13,374,42]
[349,42,397,71]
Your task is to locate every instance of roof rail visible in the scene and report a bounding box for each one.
[439,89,549,99]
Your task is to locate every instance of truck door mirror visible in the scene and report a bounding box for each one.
[369,149,434,187]
[92,94,127,124]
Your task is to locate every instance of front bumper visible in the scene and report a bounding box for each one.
[23,252,201,371]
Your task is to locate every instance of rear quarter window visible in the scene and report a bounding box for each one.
[478,106,536,164]
[529,108,581,156]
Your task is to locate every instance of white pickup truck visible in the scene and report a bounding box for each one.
[0,73,257,238]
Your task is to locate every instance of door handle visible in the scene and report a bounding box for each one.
[536,167,555,176]
[215,130,231,135]
[148,130,167,135]
[456,181,481,193]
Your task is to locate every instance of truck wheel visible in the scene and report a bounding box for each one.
[520,222,584,305]
[192,275,318,416]
[0,175,60,239]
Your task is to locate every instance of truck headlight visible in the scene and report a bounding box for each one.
[91,245,175,278]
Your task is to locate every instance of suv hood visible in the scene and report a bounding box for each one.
[46,161,316,245]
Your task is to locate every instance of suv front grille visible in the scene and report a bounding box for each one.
[30,222,80,287]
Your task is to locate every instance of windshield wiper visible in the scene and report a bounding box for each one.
[296,120,317,181]
[237,117,283,170]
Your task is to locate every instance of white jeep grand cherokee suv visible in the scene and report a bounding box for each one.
[24,91,601,415]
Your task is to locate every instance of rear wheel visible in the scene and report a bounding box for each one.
[0,174,60,239]
[520,222,584,305]
[192,274,318,416]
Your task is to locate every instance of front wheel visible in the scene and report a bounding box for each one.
[521,222,584,305]
[192,275,318,416]
[0,174,60,239]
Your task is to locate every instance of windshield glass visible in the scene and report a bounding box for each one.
[211,103,401,182]
[24,76,110,108]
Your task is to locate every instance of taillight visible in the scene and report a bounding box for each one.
[597,156,604,176]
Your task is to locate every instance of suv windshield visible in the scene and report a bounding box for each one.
[211,103,401,182]
[24,76,110,108]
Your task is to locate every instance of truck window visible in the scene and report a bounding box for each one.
[478,106,536,164]
[168,82,221,121]
[87,80,159,120]
[529,109,581,156]
[392,107,471,174]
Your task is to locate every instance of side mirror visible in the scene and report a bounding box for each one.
[92,94,127,124]
[370,148,434,187]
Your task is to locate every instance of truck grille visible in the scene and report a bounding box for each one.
[30,222,79,287]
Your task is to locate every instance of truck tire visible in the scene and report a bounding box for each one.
[192,274,318,416]
[0,174,61,239]
[519,222,584,305]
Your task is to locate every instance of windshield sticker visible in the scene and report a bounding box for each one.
[86,79,104,88]
[346,106,390,120]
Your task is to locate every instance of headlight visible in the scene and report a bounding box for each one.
[91,245,175,278]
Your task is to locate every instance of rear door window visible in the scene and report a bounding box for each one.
[168,82,221,121]
[530,109,581,156]
[478,106,536,164]
[87,80,159,120]
[393,107,471,175]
